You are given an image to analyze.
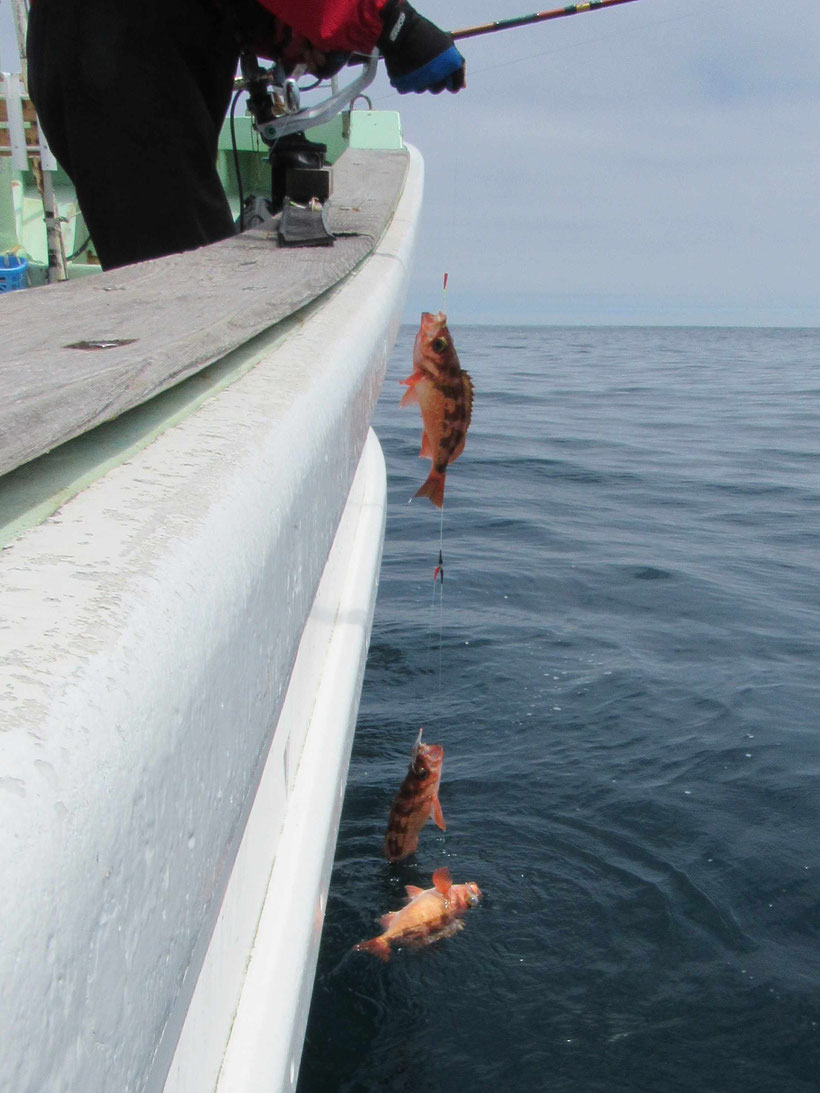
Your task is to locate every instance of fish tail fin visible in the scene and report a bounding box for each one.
[354,936,391,962]
[414,469,446,509]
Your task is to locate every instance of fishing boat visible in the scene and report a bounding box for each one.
[0,28,422,1093]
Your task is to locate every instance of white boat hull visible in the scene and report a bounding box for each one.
[0,146,423,1093]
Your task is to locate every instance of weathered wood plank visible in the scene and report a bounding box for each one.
[0,147,409,477]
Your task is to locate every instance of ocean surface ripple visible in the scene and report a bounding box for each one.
[299,326,820,1093]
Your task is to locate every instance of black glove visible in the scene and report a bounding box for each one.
[377,0,466,95]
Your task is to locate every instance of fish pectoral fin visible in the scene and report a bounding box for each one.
[432,866,453,896]
[400,384,420,408]
[404,885,425,900]
[431,795,447,832]
[419,431,433,459]
[379,911,398,929]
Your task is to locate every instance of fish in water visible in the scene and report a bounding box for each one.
[400,312,474,508]
[384,728,446,863]
[354,867,482,961]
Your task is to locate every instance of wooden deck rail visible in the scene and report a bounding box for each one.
[0,91,40,154]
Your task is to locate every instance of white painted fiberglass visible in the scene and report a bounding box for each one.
[0,147,423,1092]
[168,431,387,1093]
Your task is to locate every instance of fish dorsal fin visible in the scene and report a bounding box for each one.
[431,794,446,832]
[432,867,452,896]
[404,885,424,900]
[379,911,398,929]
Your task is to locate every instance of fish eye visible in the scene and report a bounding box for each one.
[414,765,429,779]
[432,337,448,353]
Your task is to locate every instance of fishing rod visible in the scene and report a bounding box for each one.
[450,0,642,42]
[243,0,641,143]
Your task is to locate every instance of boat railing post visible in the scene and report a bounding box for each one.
[1,72,28,173]
[8,0,68,283]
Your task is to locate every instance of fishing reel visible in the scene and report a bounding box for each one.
[238,51,301,140]
[236,50,378,244]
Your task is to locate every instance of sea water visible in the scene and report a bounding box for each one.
[298,326,820,1093]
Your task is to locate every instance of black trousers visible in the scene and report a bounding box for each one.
[28,0,240,269]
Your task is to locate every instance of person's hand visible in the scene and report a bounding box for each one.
[377,0,466,95]
[234,5,349,79]
[289,41,351,79]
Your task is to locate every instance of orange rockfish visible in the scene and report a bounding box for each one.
[400,312,473,508]
[354,867,482,961]
[383,729,445,863]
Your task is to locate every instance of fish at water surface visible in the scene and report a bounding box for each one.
[353,867,482,961]
[400,312,474,508]
[383,728,445,863]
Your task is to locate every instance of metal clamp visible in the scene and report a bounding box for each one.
[254,52,379,145]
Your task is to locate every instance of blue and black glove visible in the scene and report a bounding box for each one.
[377,0,466,95]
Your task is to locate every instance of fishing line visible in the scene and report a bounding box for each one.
[420,273,451,720]
[435,506,445,705]
[357,0,712,104]
[432,271,450,709]
[423,503,446,715]
[454,0,714,81]
[422,532,442,720]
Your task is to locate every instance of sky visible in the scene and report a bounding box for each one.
[2,0,818,326]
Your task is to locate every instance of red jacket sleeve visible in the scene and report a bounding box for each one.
[253,0,387,54]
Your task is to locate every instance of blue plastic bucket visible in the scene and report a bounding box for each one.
[0,253,29,293]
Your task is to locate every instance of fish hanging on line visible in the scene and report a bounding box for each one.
[353,867,482,962]
[400,312,473,508]
[383,729,446,862]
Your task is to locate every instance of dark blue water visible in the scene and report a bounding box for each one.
[298,326,820,1093]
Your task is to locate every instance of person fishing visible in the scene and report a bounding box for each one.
[25,0,465,271]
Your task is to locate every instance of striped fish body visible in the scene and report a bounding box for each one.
[383,730,445,863]
[400,312,473,508]
[354,867,482,961]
